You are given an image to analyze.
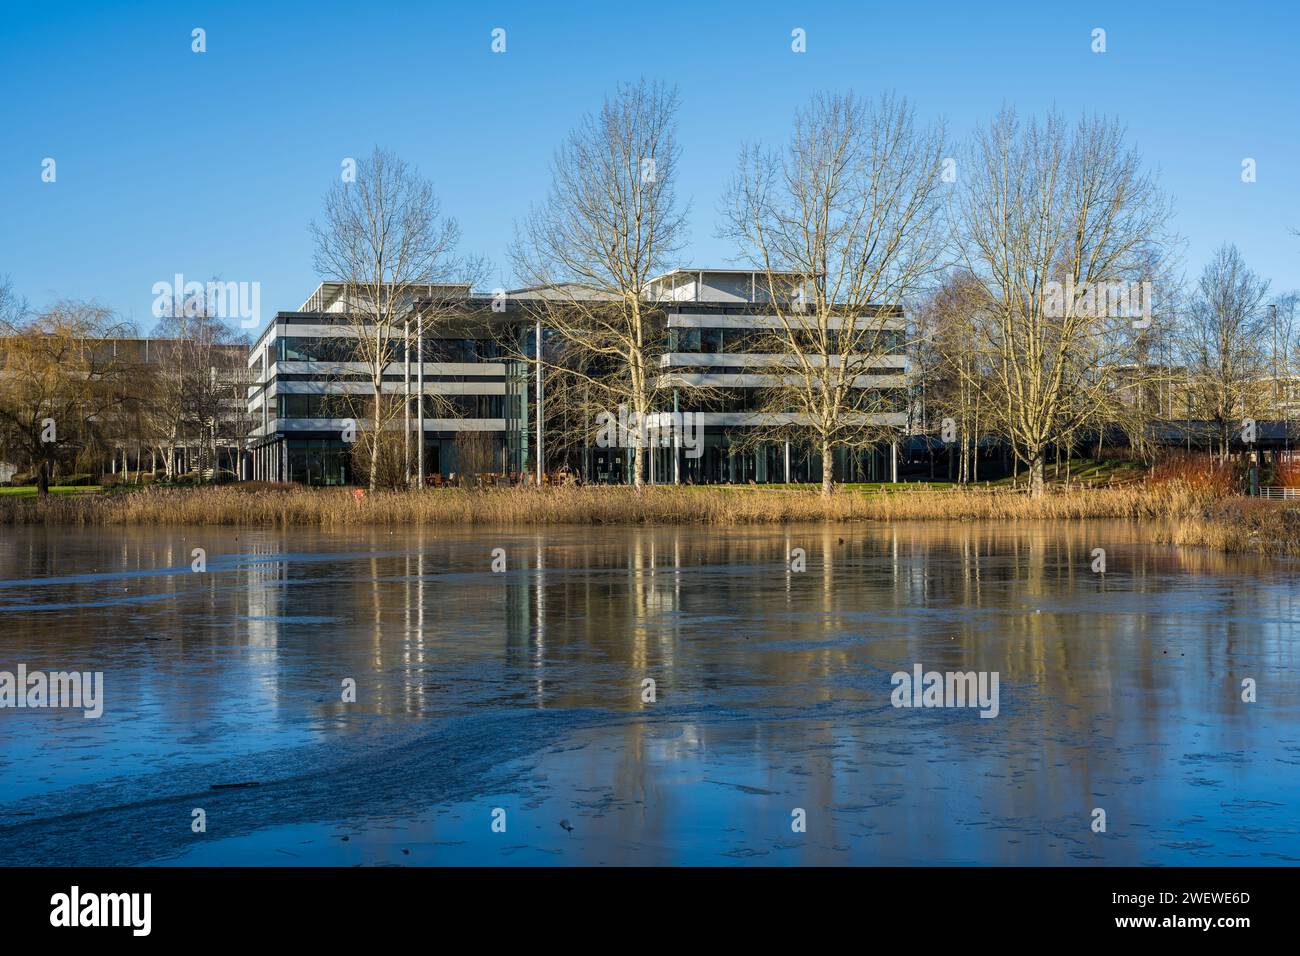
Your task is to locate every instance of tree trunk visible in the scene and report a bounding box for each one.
[630,394,647,490]
[821,439,834,497]
[369,388,382,492]
[37,457,50,497]
[1029,454,1046,498]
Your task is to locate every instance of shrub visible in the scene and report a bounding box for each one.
[1273,460,1300,488]
[1149,453,1235,496]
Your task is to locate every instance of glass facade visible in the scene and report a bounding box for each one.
[277,393,357,418]
[645,437,891,485]
[285,438,350,486]
[254,291,906,486]
[668,326,904,354]
[278,335,505,364]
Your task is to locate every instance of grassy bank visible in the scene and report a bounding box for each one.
[1154,498,1300,556]
[0,481,1223,528]
[0,485,103,497]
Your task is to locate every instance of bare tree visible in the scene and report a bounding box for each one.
[452,429,496,486]
[953,109,1174,496]
[0,302,136,495]
[1180,243,1271,459]
[511,79,688,489]
[148,286,249,481]
[0,276,27,332]
[721,92,946,495]
[915,271,994,482]
[311,146,471,490]
[1266,291,1298,418]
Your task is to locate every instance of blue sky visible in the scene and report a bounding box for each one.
[1,0,1297,331]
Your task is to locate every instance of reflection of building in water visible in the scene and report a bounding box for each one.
[500,540,551,706]
[398,546,429,714]
[242,541,288,648]
[209,524,1290,862]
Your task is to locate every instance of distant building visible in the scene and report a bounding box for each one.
[96,337,251,479]
[0,334,249,482]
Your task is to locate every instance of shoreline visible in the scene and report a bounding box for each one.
[3,484,1293,556]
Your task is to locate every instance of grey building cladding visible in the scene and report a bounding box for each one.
[245,270,909,485]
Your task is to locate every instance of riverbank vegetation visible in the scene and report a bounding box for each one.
[0,480,1224,526]
[5,478,1297,557]
[1154,498,1300,556]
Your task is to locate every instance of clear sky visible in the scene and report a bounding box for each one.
[1,0,1297,331]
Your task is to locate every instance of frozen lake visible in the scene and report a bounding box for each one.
[0,521,1297,865]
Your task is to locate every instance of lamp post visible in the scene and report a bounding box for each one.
[417,309,425,486]
[404,315,411,487]
[535,317,544,484]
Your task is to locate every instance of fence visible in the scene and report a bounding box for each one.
[1259,486,1300,500]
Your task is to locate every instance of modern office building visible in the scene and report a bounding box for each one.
[246,282,528,485]
[643,269,908,484]
[245,271,910,485]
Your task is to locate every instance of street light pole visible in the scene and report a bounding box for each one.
[417,309,425,486]
[535,317,544,484]
[404,315,411,487]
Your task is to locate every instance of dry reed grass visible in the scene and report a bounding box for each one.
[0,481,1221,528]
[1154,498,1300,556]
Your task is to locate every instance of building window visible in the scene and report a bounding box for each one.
[285,439,350,486]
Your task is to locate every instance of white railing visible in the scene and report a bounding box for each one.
[1258,486,1300,499]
